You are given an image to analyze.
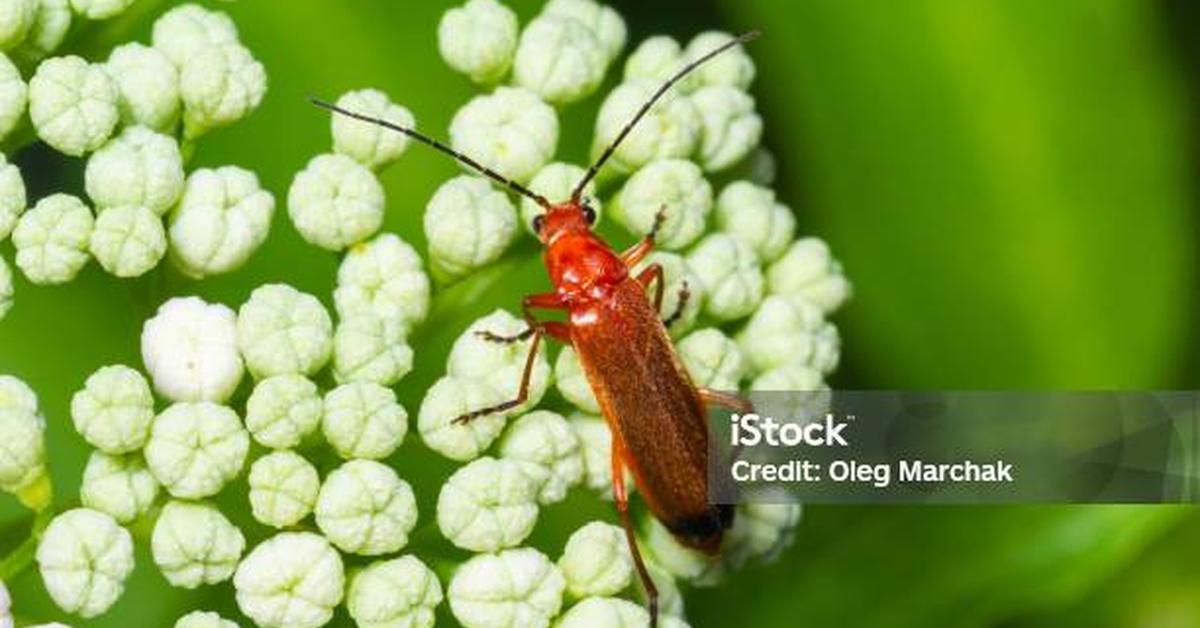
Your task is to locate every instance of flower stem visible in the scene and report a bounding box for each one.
[0,507,54,581]
[15,473,53,512]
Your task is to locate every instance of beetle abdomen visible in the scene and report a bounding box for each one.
[666,503,734,555]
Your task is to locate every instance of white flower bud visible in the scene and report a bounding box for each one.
[591,82,700,175]
[424,175,518,277]
[448,548,565,628]
[234,532,344,628]
[558,521,632,598]
[640,518,710,581]
[417,375,507,461]
[141,296,244,402]
[105,43,180,132]
[0,374,36,411]
[332,313,414,386]
[179,43,266,139]
[0,152,25,240]
[519,162,598,235]
[725,503,801,566]
[12,193,94,285]
[174,611,238,628]
[168,166,275,278]
[569,412,618,496]
[236,283,333,379]
[556,597,647,628]
[245,374,322,449]
[79,451,158,524]
[315,459,418,555]
[70,364,154,454]
[499,410,582,504]
[85,125,184,214]
[0,406,45,493]
[36,509,133,617]
[737,295,839,375]
[145,402,249,499]
[68,0,133,20]
[612,159,711,251]
[332,88,414,170]
[751,361,826,392]
[677,328,745,391]
[631,251,704,337]
[513,15,606,106]
[248,450,319,528]
[28,56,118,156]
[322,382,408,460]
[0,580,10,628]
[0,0,35,50]
[766,237,851,313]
[438,0,518,85]
[691,86,762,173]
[9,0,71,66]
[0,53,26,142]
[449,87,558,184]
[347,555,443,628]
[151,500,245,588]
[287,153,384,251]
[750,361,831,424]
[684,32,755,90]
[554,347,598,413]
[152,4,238,68]
[89,205,167,277]
[335,233,430,329]
[542,0,626,62]
[714,181,794,263]
[437,456,539,552]
[623,36,687,87]
[448,309,551,412]
[686,233,764,321]
[0,256,12,320]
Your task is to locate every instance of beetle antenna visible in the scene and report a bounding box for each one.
[310,97,553,209]
[571,30,761,202]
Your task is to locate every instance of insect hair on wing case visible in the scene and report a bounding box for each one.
[313,30,760,627]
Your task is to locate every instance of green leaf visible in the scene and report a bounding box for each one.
[688,506,1184,627]
[722,0,1195,388]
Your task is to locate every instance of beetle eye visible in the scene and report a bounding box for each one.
[532,214,545,233]
[582,205,597,225]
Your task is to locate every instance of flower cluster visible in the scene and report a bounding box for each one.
[0,1,852,627]
[0,3,270,320]
[408,1,849,625]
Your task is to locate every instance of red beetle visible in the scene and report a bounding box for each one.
[315,31,758,626]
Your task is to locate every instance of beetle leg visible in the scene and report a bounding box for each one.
[458,294,572,425]
[478,321,571,344]
[612,438,659,628]
[453,326,544,425]
[661,280,691,328]
[699,388,754,413]
[620,204,667,267]
[476,292,570,344]
[634,263,666,315]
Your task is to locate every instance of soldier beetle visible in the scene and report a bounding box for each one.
[314,30,759,626]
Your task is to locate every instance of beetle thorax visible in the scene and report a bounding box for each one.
[544,231,626,302]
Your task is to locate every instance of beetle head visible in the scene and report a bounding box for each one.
[533,201,598,246]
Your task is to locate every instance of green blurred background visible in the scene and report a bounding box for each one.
[1,0,1198,626]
